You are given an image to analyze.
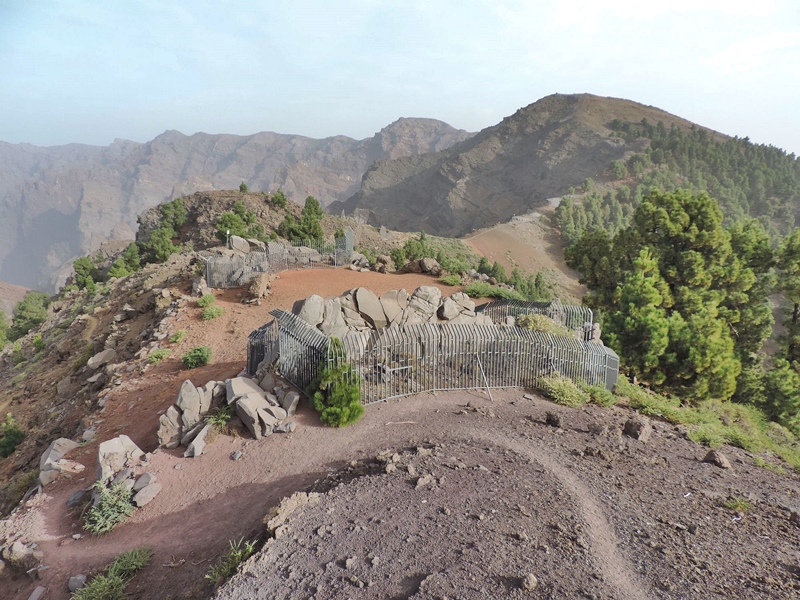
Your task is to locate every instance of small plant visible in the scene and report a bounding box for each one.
[12,342,25,366]
[182,346,212,369]
[202,305,225,320]
[307,338,363,427]
[32,333,45,353]
[439,274,462,286]
[147,349,170,364]
[205,405,233,433]
[723,497,752,513]
[0,413,25,458]
[239,182,249,193]
[197,293,216,308]
[517,313,574,338]
[71,547,152,600]
[537,375,590,407]
[206,538,257,586]
[169,329,187,344]
[84,482,136,535]
[687,424,724,448]
[580,382,617,407]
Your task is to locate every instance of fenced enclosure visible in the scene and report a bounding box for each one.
[248,307,619,406]
[205,228,354,288]
[477,298,594,341]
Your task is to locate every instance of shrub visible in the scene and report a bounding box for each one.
[537,375,589,407]
[147,349,170,364]
[271,189,288,209]
[239,182,249,193]
[206,538,257,586]
[580,382,617,407]
[439,274,462,286]
[32,333,45,353]
[517,314,574,337]
[687,424,724,448]
[390,247,406,270]
[723,497,752,512]
[197,294,216,308]
[182,346,212,369]
[0,414,25,458]
[84,482,136,535]
[202,305,225,321]
[307,338,363,427]
[464,282,524,300]
[72,547,152,600]
[12,342,25,366]
[205,405,232,433]
[169,329,187,344]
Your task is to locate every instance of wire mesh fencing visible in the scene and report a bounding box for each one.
[477,299,594,341]
[249,308,620,406]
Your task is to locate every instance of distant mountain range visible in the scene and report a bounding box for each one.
[0,118,472,291]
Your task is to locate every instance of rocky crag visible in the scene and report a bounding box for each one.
[0,119,471,291]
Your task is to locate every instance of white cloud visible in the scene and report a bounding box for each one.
[706,31,800,73]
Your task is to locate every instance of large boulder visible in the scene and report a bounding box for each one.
[97,435,144,484]
[380,289,408,324]
[235,393,272,440]
[248,273,271,299]
[198,383,214,414]
[157,405,183,449]
[87,348,116,369]
[355,287,387,329]
[281,391,301,416]
[450,292,475,314]
[226,377,264,404]
[438,297,460,321]
[184,424,212,458]
[293,295,325,327]
[176,380,202,430]
[40,438,80,472]
[419,257,442,276]
[229,235,250,254]
[133,482,162,507]
[409,286,441,317]
[320,298,348,338]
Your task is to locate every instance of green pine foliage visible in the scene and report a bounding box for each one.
[239,182,249,193]
[278,196,324,241]
[196,294,216,308]
[0,413,25,458]
[73,256,101,289]
[516,314,573,337]
[0,311,8,348]
[9,291,49,340]
[439,274,462,286]
[270,189,288,208]
[777,229,800,364]
[307,338,363,427]
[147,349,170,364]
[537,375,590,407]
[202,305,225,320]
[463,282,524,300]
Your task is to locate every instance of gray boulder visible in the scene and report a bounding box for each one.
[133,472,157,492]
[355,287,387,329]
[341,306,367,329]
[275,422,297,434]
[282,391,300,416]
[262,405,287,421]
[380,289,408,323]
[438,297,460,321]
[133,482,163,507]
[198,383,214,414]
[40,438,80,472]
[97,435,144,484]
[180,422,205,446]
[176,380,202,430]
[157,405,183,449]
[409,286,441,316]
[339,289,357,312]
[294,294,325,327]
[419,257,442,276]
[258,372,275,392]
[184,424,212,458]
[320,298,348,338]
[226,377,264,404]
[623,416,653,443]
[235,393,272,440]
[87,348,116,369]
[451,292,475,313]
[229,235,250,254]
[69,574,87,592]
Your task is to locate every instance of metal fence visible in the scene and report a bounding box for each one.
[477,299,594,341]
[249,307,620,405]
[205,228,354,289]
[246,319,279,375]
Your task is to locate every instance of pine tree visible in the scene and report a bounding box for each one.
[777,228,800,365]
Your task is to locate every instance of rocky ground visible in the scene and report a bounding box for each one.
[1,267,799,599]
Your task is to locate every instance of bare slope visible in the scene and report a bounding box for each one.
[332,93,723,236]
[0,119,471,291]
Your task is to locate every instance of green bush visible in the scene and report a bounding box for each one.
[687,424,724,448]
[439,274,462,286]
[84,482,136,535]
[182,346,212,369]
[169,329,187,344]
[239,182,249,193]
[464,282,524,300]
[202,305,225,321]
[271,189,288,209]
[537,375,590,407]
[307,338,363,427]
[206,538,256,586]
[147,349,170,364]
[12,342,25,366]
[197,294,216,307]
[390,247,406,270]
[517,314,574,337]
[72,547,152,600]
[723,497,752,512]
[205,405,232,433]
[0,413,25,458]
[580,382,617,407]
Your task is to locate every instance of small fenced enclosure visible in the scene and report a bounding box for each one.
[204,228,354,289]
[477,299,594,341]
[248,307,620,406]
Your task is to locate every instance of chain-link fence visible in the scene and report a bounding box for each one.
[249,307,619,405]
[205,228,354,288]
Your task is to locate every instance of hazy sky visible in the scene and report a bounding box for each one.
[1,0,799,153]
